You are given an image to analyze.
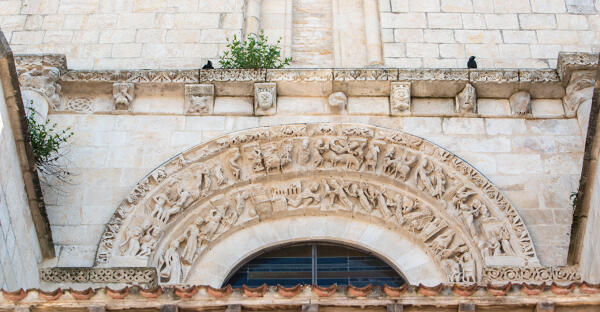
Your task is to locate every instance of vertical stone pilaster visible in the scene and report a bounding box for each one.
[363,0,383,66]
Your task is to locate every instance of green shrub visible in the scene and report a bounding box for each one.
[26,107,73,180]
[219,31,292,69]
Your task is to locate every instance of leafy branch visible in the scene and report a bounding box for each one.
[219,30,292,69]
[26,105,74,184]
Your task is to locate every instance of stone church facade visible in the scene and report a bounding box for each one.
[1,0,600,310]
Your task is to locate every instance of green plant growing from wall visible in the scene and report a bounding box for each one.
[219,31,292,69]
[26,105,74,182]
[570,191,578,209]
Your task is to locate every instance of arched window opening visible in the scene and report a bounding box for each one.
[223,243,406,287]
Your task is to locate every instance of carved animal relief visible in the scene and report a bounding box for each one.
[97,123,540,285]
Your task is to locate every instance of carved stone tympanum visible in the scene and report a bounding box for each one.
[113,82,134,111]
[96,123,540,285]
[185,84,214,115]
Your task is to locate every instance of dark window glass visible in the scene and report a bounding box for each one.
[224,243,405,287]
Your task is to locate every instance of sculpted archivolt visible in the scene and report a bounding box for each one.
[96,123,540,285]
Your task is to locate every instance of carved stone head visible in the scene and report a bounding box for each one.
[257,90,273,109]
[391,86,410,112]
[328,92,347,111]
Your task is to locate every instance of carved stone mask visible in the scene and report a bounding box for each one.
[257,91,273,109]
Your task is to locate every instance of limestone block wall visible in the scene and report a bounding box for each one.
[43,106,584,267]
[380,0,600,68]
[0,65,41,290]
[0,0,245,69]
[0,0,598,69]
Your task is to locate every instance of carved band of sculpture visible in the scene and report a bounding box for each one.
[96,123,540,285]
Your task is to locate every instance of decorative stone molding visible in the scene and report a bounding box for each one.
[253,83,276,116]
[328,92,347,112]
[557,52,599,83]
[470,70,519,83]
[4,283,600,310]
[185,84,214,115]
[333,69,397,81]
[14,54,67,74]
[456,83,476,114]
[510,91,531,116]
[61,70,199,83]
[96,123,540,286]
[482,266,582,283]
[64,97,94,113]
[200,69,266,82]
[17,61,62,111]
[398,69,469,81]
[113,82,134,111]
[566,0,597,14]
[563,70,595,117]
[390,82,411,115]
[39,267,157,286]
[267,69,333,82]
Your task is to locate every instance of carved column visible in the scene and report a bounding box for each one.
[363,0,384,66]
[244,0,262,38]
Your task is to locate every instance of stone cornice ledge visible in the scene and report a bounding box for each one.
[15,52,597,99]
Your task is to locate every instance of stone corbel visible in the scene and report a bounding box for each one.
[390,82,411,116]
[113,82,135,111]
[510,91,531,116]
[562,70,595,118]
[254,82,277,115]
[185,84,214,115]
[15,55,67,119]
[456,83,477,114]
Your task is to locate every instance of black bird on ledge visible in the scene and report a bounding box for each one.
[202,60,214,69]
[467,56,477,69]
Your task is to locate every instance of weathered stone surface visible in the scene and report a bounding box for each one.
[96,123,542,287]
[253,83,277,116]
[185,84,214,115]
[455,83,477,114]
[390,82,411,115]
[328,92,347,113]
[510,91,532,115]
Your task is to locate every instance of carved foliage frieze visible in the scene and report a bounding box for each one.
[96,123,540,285]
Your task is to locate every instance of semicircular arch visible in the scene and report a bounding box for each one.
[96,123,539,285]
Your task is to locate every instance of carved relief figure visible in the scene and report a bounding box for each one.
[159,187,194,223]
[113,82,134,110]
[213,164,228,186]
[344,182,373,213]
[363,143,380,171]
[263,142,293,173]
[195,166,212,196]
[390,82,411,114]
[321,179,353,211]
[298,138,311,165]
[415,159,446,199]
[180,220,202,264]
[228,149,242,180]
[384,147,417,181]
[119,225,143,256]
[287,182,321,208]
[150,194,170,220]
[138,222,162,256]
[158,239,183,284]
